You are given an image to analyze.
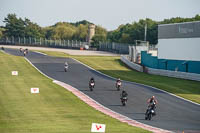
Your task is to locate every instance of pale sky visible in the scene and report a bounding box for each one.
[0,0,200,30]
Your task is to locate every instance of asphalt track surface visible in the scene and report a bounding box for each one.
[4,48,200,133]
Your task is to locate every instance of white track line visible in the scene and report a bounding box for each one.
[33,51,47,56]
[24,57,53,80]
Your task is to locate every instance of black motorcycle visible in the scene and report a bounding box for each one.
[121,96,127,106]
[116,81,121,91]
[25,48,29,54]
[89,82,95,91]
[145,102,156,120]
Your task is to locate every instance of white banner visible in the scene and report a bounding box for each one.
[91,123,106,132]
[12,71,18,76]
[31,88,39,93]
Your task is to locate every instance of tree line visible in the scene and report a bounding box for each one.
[0,13,200,45]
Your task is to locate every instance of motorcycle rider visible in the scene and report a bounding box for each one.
[65,61,68,67]
[147,96,158,105]
[64,61,68,72]
[146,96,158,115]
[116,78,122,90]
[89,77,95,90]
[25,48,28,54]
[121,90,128,98]
[20,48,23,52]
[23,50,27,56]
[89,77,95,85]
[116,78,121,83]
[120,90,128,106]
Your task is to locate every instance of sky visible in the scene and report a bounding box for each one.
[0,0,200,31]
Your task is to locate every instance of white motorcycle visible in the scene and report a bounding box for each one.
[64,65,68,72]
[90,82,95,91]
[116,81,121,91]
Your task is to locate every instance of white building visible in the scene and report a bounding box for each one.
[158,21,200,61]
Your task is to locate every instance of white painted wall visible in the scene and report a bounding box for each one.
[148,50,157,56]
[158,38,200,61]
[136,46,148,53]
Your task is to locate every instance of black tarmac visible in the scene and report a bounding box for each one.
[4,48,200,133]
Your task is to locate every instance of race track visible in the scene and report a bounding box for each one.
[4,48,200,133]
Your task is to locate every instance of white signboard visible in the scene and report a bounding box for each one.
[31,88,39,93]
[12,71,18,76]
[91,123,106,133]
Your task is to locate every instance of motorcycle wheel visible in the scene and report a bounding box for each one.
[145,115,148,120]
[117,86,120,91]
[122,101,126,106]
[148,113,152,120]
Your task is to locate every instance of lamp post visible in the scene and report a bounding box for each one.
[144,23,147,41]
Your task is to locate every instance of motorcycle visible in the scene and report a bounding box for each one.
[64,65,68,72]
[116,81,121,91]
[89,82,95,91]
[145,102,156,120]
[25,48,29,54]
[20,48,23,52]
[23,51,27,56]
[121,96,127,106]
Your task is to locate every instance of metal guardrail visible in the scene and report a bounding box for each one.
[121,55,200,81]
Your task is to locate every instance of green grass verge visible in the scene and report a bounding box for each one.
[0,51,150,133]
[35,50,200,104]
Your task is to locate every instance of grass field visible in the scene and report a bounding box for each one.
[35,50,200,104]
[0,51,150,133]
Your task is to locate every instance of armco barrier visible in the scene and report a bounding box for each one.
[121,55,143,72]
[147,67,200,81]
[121,55,200,81]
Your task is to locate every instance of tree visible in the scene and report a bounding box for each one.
[52,24,76,40]
[70,20,92,26]
[43,27,54,39]
[119,33,131,43]
[91,34,106,47]
[24,18,44,38]
[0,27,5,39]
[73,24,88,41]
[3,14,25,37]
[90,25,107,46]
[3,14,44,38]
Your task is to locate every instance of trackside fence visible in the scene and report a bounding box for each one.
[0,37,88,49]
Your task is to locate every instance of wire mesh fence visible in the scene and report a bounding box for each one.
[0,37,89,49]
[0,37,156,55]
[98,42,130,54]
